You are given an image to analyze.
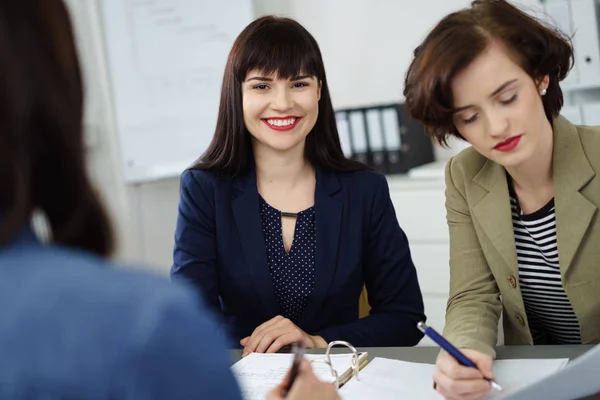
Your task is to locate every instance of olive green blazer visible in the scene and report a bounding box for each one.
[443,115,600,357]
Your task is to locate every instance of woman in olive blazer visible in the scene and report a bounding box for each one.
[402,1,600,398]
[443,115,600,355]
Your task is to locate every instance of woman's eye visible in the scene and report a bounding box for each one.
[462,115,478,124]
[500,94,517,105]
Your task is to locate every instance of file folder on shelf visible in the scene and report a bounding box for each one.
[335,102,433,174]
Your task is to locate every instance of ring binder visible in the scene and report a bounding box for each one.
[231,341,369,398]
[309,340,364,389]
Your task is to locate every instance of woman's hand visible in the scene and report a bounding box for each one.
[240,315,327,357]
[266,358,340,400]
[434,348,495,400]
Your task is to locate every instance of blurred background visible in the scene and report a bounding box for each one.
[65,0,600,342]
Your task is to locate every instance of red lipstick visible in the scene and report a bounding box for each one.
[493,135,522,152]
[262,116,301,132]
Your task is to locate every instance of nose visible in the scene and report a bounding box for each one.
[486,110,509,138]
[271,87,293,112]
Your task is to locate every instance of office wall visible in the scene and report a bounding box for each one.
[285,0,544,108]
[65,0,135,261]
[70,0,544,273]
[282,0,544,160]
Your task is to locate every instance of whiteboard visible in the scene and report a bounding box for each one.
[100,0,253,183]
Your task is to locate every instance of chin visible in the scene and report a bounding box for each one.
[494,150,530,169]
[262,133,306,148]
[263,140,305,152]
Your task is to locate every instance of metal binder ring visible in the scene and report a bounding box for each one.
[310,358,340,388]
[325,340,361,382]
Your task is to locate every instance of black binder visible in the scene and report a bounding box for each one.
[335,102,434,174]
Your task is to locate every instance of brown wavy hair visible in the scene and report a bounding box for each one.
[403,0,574,146]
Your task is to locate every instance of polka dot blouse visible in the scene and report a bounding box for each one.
[259,195,316,323]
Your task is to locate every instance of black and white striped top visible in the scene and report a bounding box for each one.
[510,195,582,345]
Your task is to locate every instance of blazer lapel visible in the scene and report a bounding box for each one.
[470,116,598,280]
[232,168,282,317]
[552,116,597,278]
[471,160,519,276]
[298,168,342,327]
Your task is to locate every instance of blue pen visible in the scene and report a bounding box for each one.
[417,321,503,391]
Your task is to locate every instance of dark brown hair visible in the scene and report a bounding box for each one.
[403,0,574,146]
[0,0,113,255]
[193,15,367,175]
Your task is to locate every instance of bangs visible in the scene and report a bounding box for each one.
[235,20,322,82]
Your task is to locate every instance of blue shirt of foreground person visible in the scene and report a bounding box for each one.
[0,227,242,399]
[0,0,238,398]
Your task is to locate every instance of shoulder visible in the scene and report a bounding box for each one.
[445,146,487,184]
[1,245,213,334]
[181,168,230,193]
[0,246,226,384]
[443,146,490,197]
[179,169,240,208]
[574,122,600,138]
[336,169,389,194]
[576,124,600,164]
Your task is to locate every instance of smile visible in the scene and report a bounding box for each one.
[262,117,301,131]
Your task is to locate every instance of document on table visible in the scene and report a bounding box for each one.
[231,352,365,400]
[339,357,569,399]
[498,344,600,400]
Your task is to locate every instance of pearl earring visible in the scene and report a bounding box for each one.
[540,88,547,96]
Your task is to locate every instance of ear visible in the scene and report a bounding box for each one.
[536,74,550,91]
[317,80,322,101]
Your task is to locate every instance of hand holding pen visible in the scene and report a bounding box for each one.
[267,343,340,400]
[417,322,502,400]
[282,343,306,397]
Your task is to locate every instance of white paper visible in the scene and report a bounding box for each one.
[231,353,361,400]
[339,357,569,400]
[500,344,600,400]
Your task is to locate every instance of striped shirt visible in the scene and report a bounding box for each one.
[510,195,582,345]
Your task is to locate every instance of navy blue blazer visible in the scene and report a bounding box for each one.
[172,166,425,347]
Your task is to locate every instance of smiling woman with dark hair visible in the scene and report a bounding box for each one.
[171,15,425,355]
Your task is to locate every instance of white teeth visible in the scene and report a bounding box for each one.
[266,118,296,126]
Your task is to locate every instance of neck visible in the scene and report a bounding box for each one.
[253,142,313,188]
[505,120,554,192]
